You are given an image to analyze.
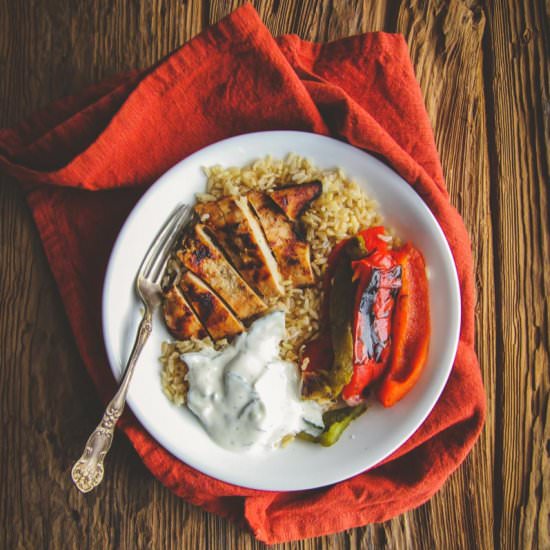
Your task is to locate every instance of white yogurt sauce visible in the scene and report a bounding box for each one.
[182,311,323,452]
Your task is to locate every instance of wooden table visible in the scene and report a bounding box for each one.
[1,1,547,548]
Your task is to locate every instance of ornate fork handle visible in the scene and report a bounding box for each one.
[71,311,153,493]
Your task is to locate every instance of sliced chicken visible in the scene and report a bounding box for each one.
[177,223,267,320]
[195,197,284,297]
[179,271,244,340]
[247,191,315,287]
[268,181,322,221]
[163,285,208,340]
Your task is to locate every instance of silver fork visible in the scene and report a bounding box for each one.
[71,204,192,493]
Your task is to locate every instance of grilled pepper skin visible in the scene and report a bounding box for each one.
[341,265,402,405]
[341,229,402,405]
[353,267,402,364]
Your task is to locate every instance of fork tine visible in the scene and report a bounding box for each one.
[144,205,192,282]
[138,204,190,281]
[147,207,193,283]
[138,204,185,277]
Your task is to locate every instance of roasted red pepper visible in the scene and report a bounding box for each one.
[341,228,402,404]
[377,244,430,407]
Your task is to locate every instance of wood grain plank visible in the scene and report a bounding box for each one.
[483,1,550,548]
[209,0,374,42]
[394,2,496,550]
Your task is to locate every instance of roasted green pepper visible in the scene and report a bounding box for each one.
[328,258,355,398]
[319,404,367,446]
[298,404,367,446]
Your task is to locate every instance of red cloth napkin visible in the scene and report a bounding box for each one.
[0,4,485,543]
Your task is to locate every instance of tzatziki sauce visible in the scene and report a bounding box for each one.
[182,311,323,452]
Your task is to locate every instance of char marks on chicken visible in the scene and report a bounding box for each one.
[179,271,244,340]
[194,196,284,297]
[177,223,267,320]
[247,191,315,287]
[162,285,208,340]
[268,181,322,221]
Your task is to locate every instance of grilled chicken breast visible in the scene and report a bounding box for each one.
[179,271,244,340]
[162,285,208,340]
[177,223,267,320]
[195,197,284,297]
[268,181,322,221]
[247,191,315,287]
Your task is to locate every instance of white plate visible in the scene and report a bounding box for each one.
[103,131,460,491]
